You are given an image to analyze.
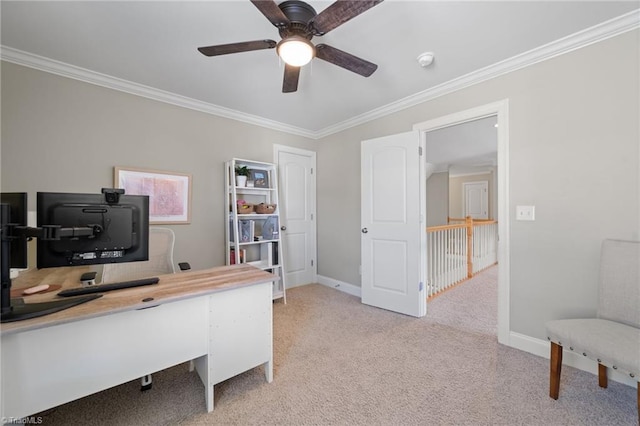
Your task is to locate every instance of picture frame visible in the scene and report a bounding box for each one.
[115,167,192,224]
[249,169,269,188]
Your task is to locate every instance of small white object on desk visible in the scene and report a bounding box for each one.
[22,284,50,295]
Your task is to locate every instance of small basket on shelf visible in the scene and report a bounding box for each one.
[236,200,254,214]
[255,203,276,214]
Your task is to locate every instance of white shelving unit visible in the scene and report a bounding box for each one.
[225,158,286,302]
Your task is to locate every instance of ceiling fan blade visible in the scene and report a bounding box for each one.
[282,64,300,93]
[310,0,383,35]
[197,40,276,57]
[315,44,377,77]
[250,0,290,28]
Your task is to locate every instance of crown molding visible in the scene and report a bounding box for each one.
[314,9,640,139]
[1,9,638,140]
[449,170,494,179]
[0,46,316,139]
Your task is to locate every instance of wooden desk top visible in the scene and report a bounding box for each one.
[1,264,276,335]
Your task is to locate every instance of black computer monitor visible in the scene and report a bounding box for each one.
[1,189,150,323]
[37,191,149,268]
[0,192,28,269]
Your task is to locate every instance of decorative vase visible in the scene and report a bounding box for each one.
[236,175,247,187]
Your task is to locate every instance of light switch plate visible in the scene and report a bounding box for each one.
[516,205,535,221]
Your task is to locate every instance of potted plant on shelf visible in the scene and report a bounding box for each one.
[235,165,250,187]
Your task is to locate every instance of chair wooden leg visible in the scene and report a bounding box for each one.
[550,342,563,400]
[598,363,608,388]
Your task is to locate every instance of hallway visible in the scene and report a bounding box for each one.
[426,265,498,336]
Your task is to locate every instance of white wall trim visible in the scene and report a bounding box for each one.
[449,171,493,178]
[509,332,638,388]
[287,281,315,290]
[273,144,317,158]
[1,10,637,140]
[317,275,361,298]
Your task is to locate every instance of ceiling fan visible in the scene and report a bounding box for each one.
[197,0,383,93]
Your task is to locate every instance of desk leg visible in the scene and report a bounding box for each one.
[205,282,273,412]
[206,385,214,412]
[265,360,273,383]
[193,355,214,412]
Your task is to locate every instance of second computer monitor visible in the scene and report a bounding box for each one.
[37,191,149,268]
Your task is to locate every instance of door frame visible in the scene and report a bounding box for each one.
[273,144,318,286]
[413,99,510,345]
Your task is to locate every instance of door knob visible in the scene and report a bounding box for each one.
[280,226,287,231]
[361,228,368,233]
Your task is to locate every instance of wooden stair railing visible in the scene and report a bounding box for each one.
[427,216,498,297]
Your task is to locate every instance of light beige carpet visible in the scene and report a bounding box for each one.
[35,267,637,425]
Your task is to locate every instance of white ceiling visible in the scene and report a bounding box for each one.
[1,1,638,138]
[426,115,497,172]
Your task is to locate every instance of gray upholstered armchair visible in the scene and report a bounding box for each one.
[545,239,640,420]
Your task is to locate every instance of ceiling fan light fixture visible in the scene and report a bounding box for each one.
[277,36,315,67]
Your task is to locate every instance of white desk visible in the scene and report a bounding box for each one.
[1,265,275,420]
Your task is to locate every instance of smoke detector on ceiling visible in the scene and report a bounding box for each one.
[417,52,434,68]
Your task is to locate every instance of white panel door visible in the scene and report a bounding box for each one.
[361,131,426,317]
[275,146,316,287]
[464,181,488,219]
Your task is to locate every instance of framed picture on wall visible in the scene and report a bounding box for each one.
[115,167,192,224]
[249,169,269,188]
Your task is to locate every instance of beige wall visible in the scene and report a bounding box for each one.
[317,30,639,339]
[426,172,449,227]
[449,172,494,219]
[1,62,315,270]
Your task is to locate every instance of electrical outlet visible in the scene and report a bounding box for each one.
[516,205,535,221]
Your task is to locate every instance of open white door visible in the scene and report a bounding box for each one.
[361,131,426,317]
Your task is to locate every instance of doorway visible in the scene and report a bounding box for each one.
[413,100,510,345]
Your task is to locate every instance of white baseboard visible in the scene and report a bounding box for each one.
[286,281,308,290]
[317,275,361,298]
[508,331,638,388]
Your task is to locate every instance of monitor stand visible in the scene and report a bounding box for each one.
[2,203,103,323]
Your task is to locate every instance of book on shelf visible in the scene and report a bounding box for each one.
[230,248,246,264]
[272,242,279,265]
